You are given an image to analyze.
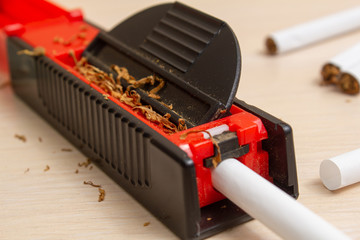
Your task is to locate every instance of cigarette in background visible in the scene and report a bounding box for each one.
[320,148,360,190]
[266,6,360,54]
[321,42,360,85]
[212,158,350,240]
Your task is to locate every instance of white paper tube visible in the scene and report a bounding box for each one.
[266,6,360,54]
[339,63,360,94]
[328,43,360,70]
[320,148,360,190]
[202,124,229,139]
[212,158,350,240]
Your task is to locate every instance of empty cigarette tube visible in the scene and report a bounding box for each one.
[202,124,229,139]
[321,42,360,84]
[212,158,350,240]
[266,6,360,54]
[320,148,360,190]
[339,64,360,94]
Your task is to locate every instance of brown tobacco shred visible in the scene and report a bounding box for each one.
[78,158,92,168]
[220,109,227,114]
[178,119,187,131]
[126,75,155,92]
[83,181,105,202]
[111,65,135,85]
[61,148,72,152]
[98,188,105,202]
[89,166,93,170]
[77,32,86,39]
[83,181,101,188]
[44,165,50,172]
[54,28,87,48]
[75,169,79,174]
[38,137,42,142]
[79,25,89,31]
[24,168,30,173]
[14,134,26,142]
[161,102,173,110]
[143,222,150,227]
[70,52,186,134]
[17,47,45,56]
[102,93,109,100]
[53,36,64,44]
[180,130,221,167]
[63,35,77,46]
[148,77,164,99]
[133,106,178,133]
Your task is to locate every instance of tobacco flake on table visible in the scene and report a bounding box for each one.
[98,188,105,202]
[61,148,73,152]
[83,180,101,188]
[14,134,26,143]
[44,165,50,172]
[78,158,91,168]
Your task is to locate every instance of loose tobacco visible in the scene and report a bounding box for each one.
[70,51,186,134]
[83,180,101,188]
[17,47,45,56]
[14,134,27,143]
[83,180,105,202]
[78,158,91,167]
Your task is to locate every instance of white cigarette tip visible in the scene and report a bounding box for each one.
[320,149,360,190]
[320,159,342,190]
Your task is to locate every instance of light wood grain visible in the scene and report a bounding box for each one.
[1,1,360,239]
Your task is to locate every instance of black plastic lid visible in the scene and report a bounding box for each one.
[83,2,241,127]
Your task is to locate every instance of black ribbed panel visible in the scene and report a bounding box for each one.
[140,3,222,72]
[36,59,151,187]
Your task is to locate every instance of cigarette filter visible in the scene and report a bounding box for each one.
[0,0,298,239]
[266,6,360,54]
[320,148,360,190]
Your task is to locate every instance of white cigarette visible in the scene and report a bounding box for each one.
[266,6,360,54]
[338,63,360,94]
[320,148,360,190]
[212,158,350,240]
[321,42,360,84]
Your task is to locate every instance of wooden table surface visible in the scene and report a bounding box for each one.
[1,1,360,239]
